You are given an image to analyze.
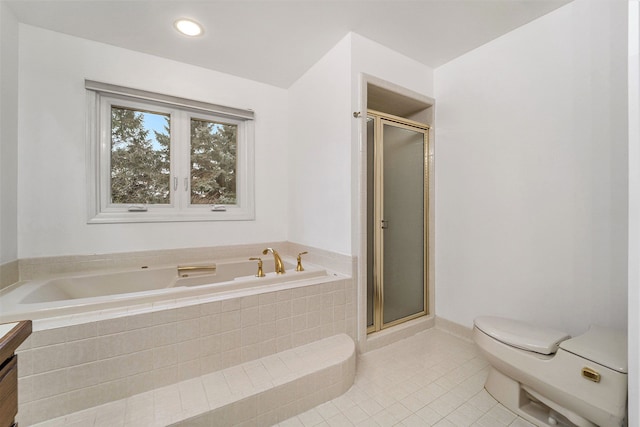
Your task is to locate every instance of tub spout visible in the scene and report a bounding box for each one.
[177,265,216,277]
[262,248,285,274]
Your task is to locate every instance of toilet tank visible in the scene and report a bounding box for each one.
[559,325,627,374]
[545,325,627,427]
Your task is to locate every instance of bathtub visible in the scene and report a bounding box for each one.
[0,257,329,323]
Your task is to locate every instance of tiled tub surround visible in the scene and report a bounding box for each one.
[9,244,355,426]
[33,334,356,427]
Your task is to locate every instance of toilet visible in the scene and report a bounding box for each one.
[473,316,627,427]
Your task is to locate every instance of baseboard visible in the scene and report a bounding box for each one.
[435,316,474,342]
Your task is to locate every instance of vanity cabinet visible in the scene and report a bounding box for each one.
[0,321,32,427]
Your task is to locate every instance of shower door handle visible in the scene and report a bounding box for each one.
[381,220,389,229]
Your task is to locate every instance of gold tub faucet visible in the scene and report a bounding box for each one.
[262,248,285,274]
[296,252,308,271]
[249,257,266,277]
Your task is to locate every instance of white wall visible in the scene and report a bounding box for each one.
[627,1,639,425]
[0,3,19,264]
[288,34,352,255]
[350,33,434,98]
[287,32,436,258]
[17,25,289,258]
[350,32,435,254]
[434,0,628,336]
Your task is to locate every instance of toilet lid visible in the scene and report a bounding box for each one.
[474,316,570,355]
[559,325,627,373]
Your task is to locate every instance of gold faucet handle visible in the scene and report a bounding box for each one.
[296,252,308,272]
[249,257,266,277]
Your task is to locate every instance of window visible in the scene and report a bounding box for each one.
[86,81,254,223]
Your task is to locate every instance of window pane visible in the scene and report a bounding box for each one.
[110,106,170,204]
[190,118,237,205]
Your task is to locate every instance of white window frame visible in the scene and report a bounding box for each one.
[86,80,255,224]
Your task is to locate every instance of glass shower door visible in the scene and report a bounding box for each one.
[367,112,428,332]
[380,120,426,325]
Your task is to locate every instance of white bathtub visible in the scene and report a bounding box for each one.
[0,257,328,323]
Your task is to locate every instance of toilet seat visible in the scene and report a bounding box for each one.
[474,316,570,355]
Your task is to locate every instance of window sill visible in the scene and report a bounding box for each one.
[87,207,254,224]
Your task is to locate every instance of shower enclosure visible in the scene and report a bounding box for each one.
[367,110,430,332]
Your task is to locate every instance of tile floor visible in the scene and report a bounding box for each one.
[277,328,534,427]
[31,327,534,426]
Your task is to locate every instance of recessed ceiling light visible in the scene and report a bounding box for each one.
[174,19,203,37]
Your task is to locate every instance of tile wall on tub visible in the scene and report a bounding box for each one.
[16,276,356,426]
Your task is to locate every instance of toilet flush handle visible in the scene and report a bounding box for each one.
[581,367,601,383]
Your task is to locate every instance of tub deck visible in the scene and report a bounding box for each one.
[0,257,329,324]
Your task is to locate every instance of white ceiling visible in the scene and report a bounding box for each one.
[5,0,571,88]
